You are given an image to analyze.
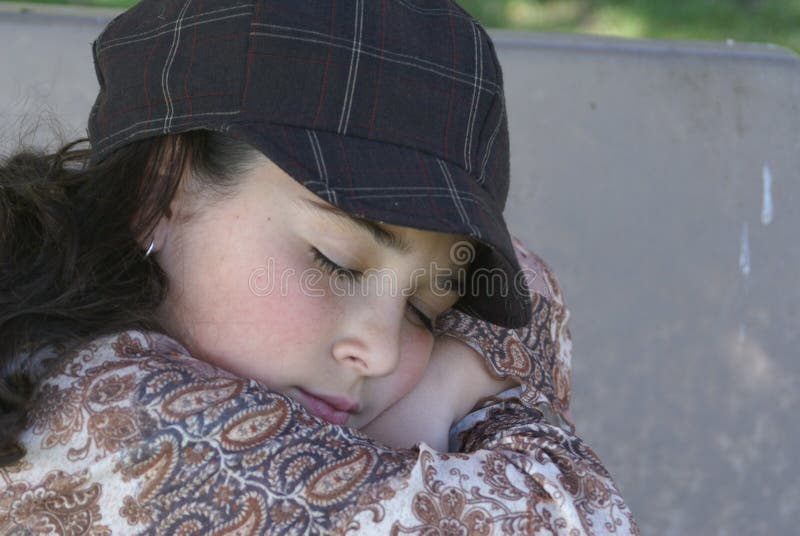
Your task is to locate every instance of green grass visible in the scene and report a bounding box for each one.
[458,0,800,53]
[3,0,798,53]
[3,0,135,7]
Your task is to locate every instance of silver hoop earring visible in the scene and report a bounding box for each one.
[144,239,155,258]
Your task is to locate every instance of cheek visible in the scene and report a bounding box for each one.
[391,329,435,397]
[230,260,337,355]
[169,250,333,379]
[246,265,327,338]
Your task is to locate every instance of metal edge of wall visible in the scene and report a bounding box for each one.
[488,29,800,66]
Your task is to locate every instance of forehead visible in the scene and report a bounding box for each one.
[298,195,473,258]
[254,157,476,257]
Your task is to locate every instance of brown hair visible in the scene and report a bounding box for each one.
[0,130,261,464]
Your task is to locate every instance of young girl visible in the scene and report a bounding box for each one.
[0,0,638,533]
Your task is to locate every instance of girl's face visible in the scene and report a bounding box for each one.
[153,157,470,428]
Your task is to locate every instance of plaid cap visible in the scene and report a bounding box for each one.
[87,0,532,329]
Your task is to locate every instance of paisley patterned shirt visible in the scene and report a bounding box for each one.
[0,240,639,535]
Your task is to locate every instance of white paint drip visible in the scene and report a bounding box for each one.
[739,222,750,277]
[761,164,773,225]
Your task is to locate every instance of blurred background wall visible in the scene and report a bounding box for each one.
[1,2,799,534]
[495,32,799,535]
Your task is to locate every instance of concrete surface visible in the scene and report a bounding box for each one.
[2,5,799,534]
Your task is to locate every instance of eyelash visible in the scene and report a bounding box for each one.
[310,247,435,332]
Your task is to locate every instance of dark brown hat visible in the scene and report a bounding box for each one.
[88,0,531,328]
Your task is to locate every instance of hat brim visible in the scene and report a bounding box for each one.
[227,122,532,329]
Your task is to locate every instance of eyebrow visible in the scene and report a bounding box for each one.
[299,197,466,296]
[300,197,413,254]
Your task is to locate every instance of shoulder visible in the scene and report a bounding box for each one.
[41,329,276,429]
[42,329,245,392]
[21,329,262,466]
[511,235,567,308]
[4,329,237,531]
[43,333,415,534]
[9,331,402,533]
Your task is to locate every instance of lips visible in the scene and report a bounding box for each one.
[293,389,360,426]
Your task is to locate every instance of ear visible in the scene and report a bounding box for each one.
[134,135,190,256]
[138,178,190,256]
[145,212,172,256]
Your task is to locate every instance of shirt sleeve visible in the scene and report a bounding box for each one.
[4,326,638,534]
[434,235,574,429]
[108,333,639,535]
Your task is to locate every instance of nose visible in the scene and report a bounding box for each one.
[331,295,405,377]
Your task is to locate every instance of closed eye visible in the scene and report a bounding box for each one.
[310,247,436,332]
[311,247,360,282]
